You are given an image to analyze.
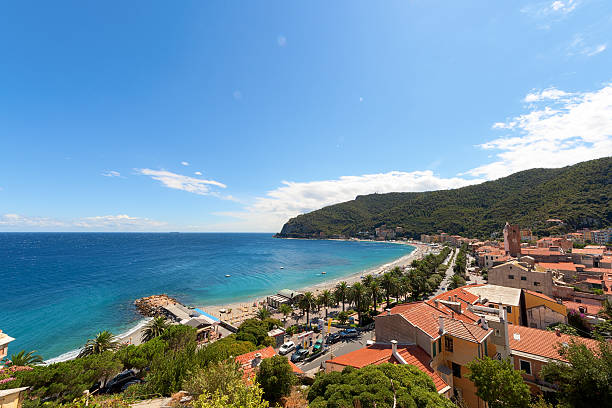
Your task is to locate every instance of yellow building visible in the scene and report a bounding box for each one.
[523,290,567,329]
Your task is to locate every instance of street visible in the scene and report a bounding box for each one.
[296,329,375,373]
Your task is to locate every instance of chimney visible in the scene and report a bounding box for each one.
[386,308,391,316]
[481,318,489,330]
[438,316,445,334]
[555,328,561,337]
[251,353,262,368]
[434,299,439,307]
[391,339,397,354]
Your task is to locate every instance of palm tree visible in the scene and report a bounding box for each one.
[8,350,43,366]
[368,279,382,312]
[319,290,334,319]
[256,307,271,320]
[351,282,367,325]
[78,330,119,357]
[335,281,349,312]
[141,316,169,343]
[398,275,413,302]
[298,292,316,327]
[381,273,397,308]
[279,304,292,326]
[448,274,466,290]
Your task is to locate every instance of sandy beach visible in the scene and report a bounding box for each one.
[197,241,432,326]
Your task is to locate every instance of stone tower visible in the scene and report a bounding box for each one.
[503,222,521,257]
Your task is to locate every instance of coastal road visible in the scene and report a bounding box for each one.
[297,329,375,373]
[429,250,456,299]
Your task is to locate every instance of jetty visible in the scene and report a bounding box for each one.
[134,294,179,317]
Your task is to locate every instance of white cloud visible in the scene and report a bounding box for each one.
[215,83,612,232]
[0,213,167,231]
[586,43,607,56]
[567,34,607,57]
[214,171,485,231]
[181,161,190,166]
[522,0,578,18]
[194,171,203,176]
[524,87,571,103]
[277,35,287,47]
[102,170,123,178]
[466,83,612,179]
[136,168,228,196]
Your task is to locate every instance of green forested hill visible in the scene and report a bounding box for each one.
[277,157,612,239]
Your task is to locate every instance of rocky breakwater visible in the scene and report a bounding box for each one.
[134,294,179,317]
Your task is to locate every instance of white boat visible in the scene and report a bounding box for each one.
[280,266,284,269]
[225,274,231,277]
[321,271,326,275]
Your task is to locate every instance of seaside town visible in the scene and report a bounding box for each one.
[2,221,611,408]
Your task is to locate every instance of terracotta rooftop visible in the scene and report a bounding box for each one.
[562,300,603,315]
[441,317,491,343]
[390,302,447,339]
[524,290,557,303]
[508,325,599,362]
[584,267,612,274]
[521,248,565,256]
[325,344,448,393]
[537,262,579,272]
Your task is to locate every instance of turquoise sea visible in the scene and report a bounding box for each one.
[0,233,414,361]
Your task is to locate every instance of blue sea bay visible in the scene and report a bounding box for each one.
[0,233,413,360]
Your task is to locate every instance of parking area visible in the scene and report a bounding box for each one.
[277,327,375,374]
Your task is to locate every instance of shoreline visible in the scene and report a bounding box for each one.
[44,240,430,363]
[197,242,431,325]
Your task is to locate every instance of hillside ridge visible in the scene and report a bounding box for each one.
[277,157,612,239]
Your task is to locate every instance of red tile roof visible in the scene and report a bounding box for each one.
[521,248,564,256]
[562,300,603,315]
[537,262,578,272]
[235,346,303,379]
[441,317,491,343]
[390,302,445,338]
[326,344,448,392]
[508,325,599,362]
[524,290,557,303]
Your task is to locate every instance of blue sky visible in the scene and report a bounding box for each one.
[1,0,610,232]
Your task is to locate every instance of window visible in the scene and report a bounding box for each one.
[508,274,514,279]
[433,342,437,357]
[506,306,512,314]
[445,337,454,352]
[484,339,488,356]
[520,276,527,281]
[534,282,540,286]
[519,360,532,375]
[438,338,442,353]
[452,362,461,378]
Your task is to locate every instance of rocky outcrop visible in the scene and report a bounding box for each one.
[134,294,179,317]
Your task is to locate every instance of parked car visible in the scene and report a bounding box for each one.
[98,369,143,394]
[312,338,323,353]
[290,348,309,363]
[279,341,296,355]
[340,328,359,339]
[326,332,341,344]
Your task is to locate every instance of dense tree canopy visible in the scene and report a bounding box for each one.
[541,340,612,408]
[466,357,530,408]
[308,363,455,408]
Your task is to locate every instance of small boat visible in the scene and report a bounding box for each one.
[225,274,231,278]
[321,271,326,275]
[280,266,284,269]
